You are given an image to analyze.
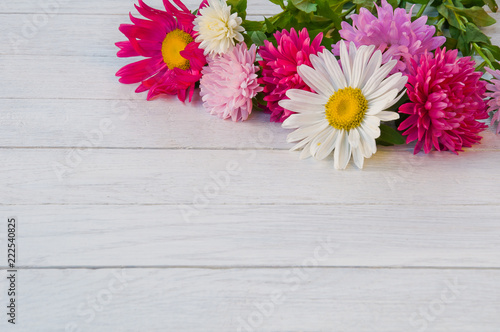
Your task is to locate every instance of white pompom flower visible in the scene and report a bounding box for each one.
[193,0,245,56]
[280,41,408,170]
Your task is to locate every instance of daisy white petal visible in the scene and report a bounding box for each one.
[297,64,335,97]
[310,127,335,159]
[339,41,352,85]
[286,121,330,141]
[377,111,400,121]
[286,89,328,104]
[279,99,325,114]
[314,129,339,160]
[281,45,406,169]
[334,130,351,170]
[362,59,398,97]
[318,49,348,89]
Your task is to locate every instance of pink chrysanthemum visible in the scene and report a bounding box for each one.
[258,28,324,122]
[484,67,500,134]
[398,48,488,154]
[115,0,207,102]
[333,0,445,75]
[200,43,263,122]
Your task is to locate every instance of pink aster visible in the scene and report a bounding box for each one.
[115,0,208,102]
[333,0,445,75]
[484,67,500,134]
[258,28,324,122]
[200,43,263,122]
[398,48,488,154]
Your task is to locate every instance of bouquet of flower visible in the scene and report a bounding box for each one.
[116,0,500,169]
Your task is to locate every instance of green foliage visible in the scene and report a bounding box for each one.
[226,0,247,20]
[236,0,500,140]
[239,0,500,70]
[377,124,406,146]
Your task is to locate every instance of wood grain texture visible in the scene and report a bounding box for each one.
[0,149,499,205]
[2,204,499,268]
[1,0,500,331]
[0,268,499,331]
[0,0,281,15]
[2,98,500,150]
[0,98,290,149]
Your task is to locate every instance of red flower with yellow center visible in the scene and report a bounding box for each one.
[116,0,207,102]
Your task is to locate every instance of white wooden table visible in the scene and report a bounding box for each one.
[1,0,499,331]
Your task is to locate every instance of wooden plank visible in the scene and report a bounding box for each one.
[0,0,281,15]
[0,55,130,100]
[0,148,499,205]
[2,204,499,268]
[0,98,289,149]
[3,99,500,149]
[0,12,270,57]
[0,14,125,56]
[0,267,498,331]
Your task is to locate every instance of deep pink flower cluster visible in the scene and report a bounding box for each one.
[258,28,324,122]
[399,48,488,154]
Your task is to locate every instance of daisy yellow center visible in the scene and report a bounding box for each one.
[325,87,367,130]
[161,29,193,70]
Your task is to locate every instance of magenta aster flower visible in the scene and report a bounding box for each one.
[115,0,207,102]
[333,0,445,75]
[200,43,263,122]
[398,48,488,154]
[484,67,500,134]
[258,28,324,122]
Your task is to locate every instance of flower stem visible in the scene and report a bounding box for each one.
[341,5,356,18]
[416,0,431,19]
[473,43,493,69]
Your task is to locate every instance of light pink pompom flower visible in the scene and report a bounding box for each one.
[484,67,500,134]
[399,48,488,154]
[200,43,263,122]
[333,0,445,75]
[258,28,324,122]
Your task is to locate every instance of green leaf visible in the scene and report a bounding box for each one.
[251,31,267,46]
[462,22,491,44]
[353,0,376,10]
[263,17,275,33]
[242,19,263,31]
[315,0,335,18]
[268,0,286,9]
[446,5,496,27]
[437,4,466,30]
[484,0,499,12]
[482,43,500,60]
[226,0,247,20]
[386,0,400,7]
[290,0,317,13]
[461,0,485,7]
[377,124,406,146]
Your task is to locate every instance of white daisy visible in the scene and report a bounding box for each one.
[193,0,245,56]
[279,41,408,170]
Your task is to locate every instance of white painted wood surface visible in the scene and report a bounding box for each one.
[0,0,499,331]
